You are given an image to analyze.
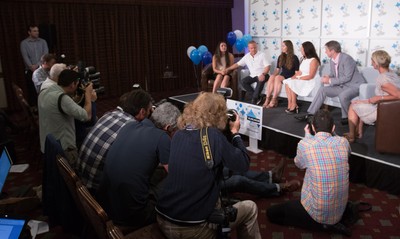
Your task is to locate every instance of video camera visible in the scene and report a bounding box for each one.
[78,65,105,94]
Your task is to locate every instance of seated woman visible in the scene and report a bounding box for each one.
[283,41,321,114]
[212,41,234,94]
[263,40,299,108]
[344,50,400,143]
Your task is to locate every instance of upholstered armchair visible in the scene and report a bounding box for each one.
[201,63,239,100]
[375,99,400,154]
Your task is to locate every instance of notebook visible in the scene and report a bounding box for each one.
[0,216,26,239]
[0,147,13,195]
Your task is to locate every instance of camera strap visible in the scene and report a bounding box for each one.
[200,127,214,170]
[57,93,67,115]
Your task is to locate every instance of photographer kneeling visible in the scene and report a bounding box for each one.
[155,92,261,239]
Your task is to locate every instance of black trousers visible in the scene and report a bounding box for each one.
[241,75,268,102]
[267,200,325,231]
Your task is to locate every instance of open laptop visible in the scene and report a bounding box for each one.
[0,216,26,239]
[0,147,13,196]
[0,147,26,238]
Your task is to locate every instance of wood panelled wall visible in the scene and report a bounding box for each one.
[0,0,233,110]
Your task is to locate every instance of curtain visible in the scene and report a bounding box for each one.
[0,1,232,110]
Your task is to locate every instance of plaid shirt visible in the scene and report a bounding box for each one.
[77,107,135,191]
[295,132,350,225]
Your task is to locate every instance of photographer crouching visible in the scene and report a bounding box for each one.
[155,92,261,239]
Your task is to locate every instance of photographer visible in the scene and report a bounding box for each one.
[155,92,261,239]
[39,69,96,167]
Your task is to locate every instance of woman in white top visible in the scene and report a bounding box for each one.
[344,50,400,143]
[212,41,234,94]
[283,41,321,114]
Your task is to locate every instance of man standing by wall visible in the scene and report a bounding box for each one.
[20,24,49,106]
[267,110,351,236]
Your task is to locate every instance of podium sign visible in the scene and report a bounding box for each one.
[226,99,263,153]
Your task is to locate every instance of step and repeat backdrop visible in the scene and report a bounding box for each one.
[248,0,400,72]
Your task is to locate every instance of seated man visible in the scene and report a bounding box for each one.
[97,102,181,228]
[267,110,351,236]
[225,40,271,104]
[76,89,153,194]
[295,40,365,125]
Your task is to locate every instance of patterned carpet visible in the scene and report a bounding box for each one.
[2,91,400,239]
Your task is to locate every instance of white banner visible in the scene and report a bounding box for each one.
[226,99,263,141]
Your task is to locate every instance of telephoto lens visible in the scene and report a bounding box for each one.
[226,109,238,122]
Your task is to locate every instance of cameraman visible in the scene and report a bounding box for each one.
[156,92,261,239]
[39,69,97,167]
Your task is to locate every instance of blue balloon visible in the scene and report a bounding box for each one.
[235,38,246,52]
[242,34,252,45]
[202,51,212,65]
[227,31,237,46]
[198,45,208,57]
[190,49,202,65]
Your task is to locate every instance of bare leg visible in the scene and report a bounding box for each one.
[212,74,223,93]
[345,104,359,142]
[357,120,364,139]
[221,75,231,88]
[263,75,275,107]
[268,75,284,108]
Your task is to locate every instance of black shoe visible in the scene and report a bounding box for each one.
[341,118,348,125]
[285,106,299,114]
[295,114,312,122]
[251,98,258,105]
[256,94,266,106]
[323,223,352,237]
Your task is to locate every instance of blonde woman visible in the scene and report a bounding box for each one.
[156,92,261,239]
[344,50,400,143]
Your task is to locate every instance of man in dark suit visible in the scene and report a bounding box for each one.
[296,40,365,125]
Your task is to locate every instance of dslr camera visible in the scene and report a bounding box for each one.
[207,205,238,239]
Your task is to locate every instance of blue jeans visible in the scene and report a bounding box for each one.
[222,168,279,197]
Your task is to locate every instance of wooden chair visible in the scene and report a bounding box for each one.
[12,82,40,164]
[56,155,166,239]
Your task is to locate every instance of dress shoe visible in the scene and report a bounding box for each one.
[271,159,285,183]
[341,118,348,125]
[256,94,266,106]
[279,180,301,193]
[295,114,313,122]
[251,98,258,105]
[323,223,352,237]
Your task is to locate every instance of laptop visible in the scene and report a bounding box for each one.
[0,147,13,196]
[0,147,26,238]
[0,216,26,239]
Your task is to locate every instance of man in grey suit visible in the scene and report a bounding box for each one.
[295,40,365,125]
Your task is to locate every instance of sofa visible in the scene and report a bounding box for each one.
[239,62,379,107]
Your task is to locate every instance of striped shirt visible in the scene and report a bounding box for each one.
[77,107,135,191]
[295,132,350,224]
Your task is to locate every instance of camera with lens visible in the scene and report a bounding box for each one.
[207,205,238,239]
[226,109,237,122]
[78,66,105,94]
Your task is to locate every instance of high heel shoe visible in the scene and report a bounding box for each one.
[266,98,278,108]
[285,106,299,114]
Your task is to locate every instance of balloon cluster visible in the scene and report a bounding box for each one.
[226,30,252,52]
[186,45,212,65]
